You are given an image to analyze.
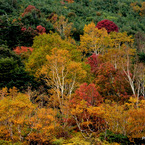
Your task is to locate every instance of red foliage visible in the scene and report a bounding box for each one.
[21,27,26,32]
[87,53,101,73]
[60,1,65,4]
[22,5,40,17]
[21,26,38,36]
[95,62,131,103]
[36,25,46,34]
[72,83,102,106]
[96,19,119,33]
[13,46,34,55]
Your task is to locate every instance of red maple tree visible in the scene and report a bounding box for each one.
[96,19,119,33]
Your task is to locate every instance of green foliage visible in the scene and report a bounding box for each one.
[52,138,64,145]
[0,0,16,15]
[26,32,81,77]
[64,133,91,145]
[0,47,36,90]
[138,53,145,63]
[0,140,23,145]
[1,0,145,43]
[0,15,34,48]
[100,130,130,144]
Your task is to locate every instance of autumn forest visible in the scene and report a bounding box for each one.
[0,0,145,144]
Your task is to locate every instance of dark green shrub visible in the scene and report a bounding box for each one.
[100,130,130,144]
[138,53,145,63]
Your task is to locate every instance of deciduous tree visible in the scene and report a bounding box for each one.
[79,22,110,55]
[26,32,81,78]
[41,48,86,114]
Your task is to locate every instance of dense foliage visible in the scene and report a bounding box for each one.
[96,19,119,33]
[0,0,145,144]
[0,46,35,90]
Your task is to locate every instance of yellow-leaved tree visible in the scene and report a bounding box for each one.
[79,22,110,55]
[41,48,86,114]
[26,32,81,79]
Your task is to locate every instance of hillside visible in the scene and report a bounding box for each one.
[0,0,145,144]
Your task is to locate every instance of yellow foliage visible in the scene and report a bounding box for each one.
[0,90,57,144]
[53,15,73,39]
[41,48,86,114]
[26,32,81,78]
[80,22,109,54]
[131,2,145,16]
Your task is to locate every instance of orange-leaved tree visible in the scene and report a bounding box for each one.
[0,87,58,144]
[0,88,35,142]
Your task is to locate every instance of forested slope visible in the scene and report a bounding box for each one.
[0,0,145,144]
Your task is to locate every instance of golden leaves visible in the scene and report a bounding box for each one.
[53,15,73,39]
[80,22,109,55]
[0,90,57,143]
[41,47,86,114]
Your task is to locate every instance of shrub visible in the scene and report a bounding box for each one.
[100,130,130,144]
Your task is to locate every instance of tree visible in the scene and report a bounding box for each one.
[27,108,57,144]
[87,53,101,73]
[22,5,40,18]
[121,52,145,107]
[0,47,35,90]
[87,53,131,103]
[0,87,57,144]
[140,2,145,16]
[95,62,131,103]
[0,88,35,142]
[26,32,81,78]
[79,22,110,55]
[72,83,102,106]
[101,102,128,136]
[53,15,73,39]
[96,19,119,33]
[41,48,86,114]
[65,0,74,4]
[36,25,46,34]
[70,100,105,139]
[13,46,34,61]
[126,99,145,140]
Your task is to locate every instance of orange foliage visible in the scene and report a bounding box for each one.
[13,46,33,55]
[0,87,57,144]
[65,0,74,3]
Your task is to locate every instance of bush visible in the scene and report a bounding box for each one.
[100,130,130,144]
